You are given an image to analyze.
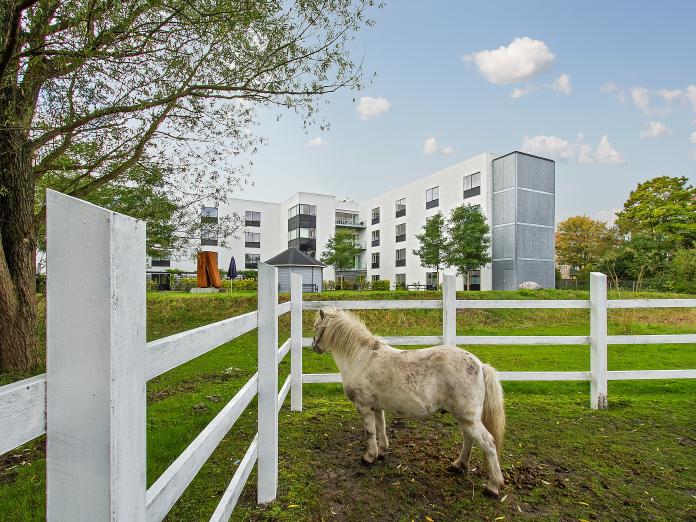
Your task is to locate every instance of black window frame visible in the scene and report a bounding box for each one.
[426,186,439,209]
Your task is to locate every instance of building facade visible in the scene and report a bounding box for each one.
[157,151,555,290]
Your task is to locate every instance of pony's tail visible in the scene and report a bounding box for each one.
[481,364,505,452]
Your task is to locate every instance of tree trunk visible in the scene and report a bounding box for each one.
[466,271,470,291]
[0,104,39,372]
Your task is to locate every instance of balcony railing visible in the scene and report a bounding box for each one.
[337,262,367,271]
[395,259,406,267]
[335,217,366,228]
[352,240,367,249]
[371,239,380,247]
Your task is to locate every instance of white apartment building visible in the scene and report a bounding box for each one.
[155,151,555,291]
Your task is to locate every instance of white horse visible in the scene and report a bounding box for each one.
[312,308,506,497]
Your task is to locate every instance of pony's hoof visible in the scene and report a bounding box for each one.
[360,455,376,466]
[376,453,386,461]
[447,462,466,473]
[483,485,500,498]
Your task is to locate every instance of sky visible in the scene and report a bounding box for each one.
[236,1,696,225]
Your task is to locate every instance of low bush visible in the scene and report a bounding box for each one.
[238,269,258,280]
[370,279,390,291]
[172,277,198,292]
[229,278,257,290]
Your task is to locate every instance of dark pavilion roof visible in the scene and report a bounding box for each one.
[264,248,325,268]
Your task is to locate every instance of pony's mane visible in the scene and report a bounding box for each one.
[320,309,380,359]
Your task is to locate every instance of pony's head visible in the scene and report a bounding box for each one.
[311,308,334,353]
[312,308,379,357]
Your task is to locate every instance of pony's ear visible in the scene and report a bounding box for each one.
[319,309,325,320]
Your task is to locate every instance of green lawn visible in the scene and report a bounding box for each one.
[1,289,695,521]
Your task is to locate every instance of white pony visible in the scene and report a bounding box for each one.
[312,308,506,497]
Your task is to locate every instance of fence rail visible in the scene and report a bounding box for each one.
[0,191,694,520]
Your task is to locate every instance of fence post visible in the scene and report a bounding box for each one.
[257,262,278,503]
[290,273,303,412]
[590,272,608,410]
[442,273,457,345]
[46,190,147,521]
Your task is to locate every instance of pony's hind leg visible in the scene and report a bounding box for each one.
[449,429,473,472]
[356,405,379,464]
[462,421,504,497]
[375,409,389,458]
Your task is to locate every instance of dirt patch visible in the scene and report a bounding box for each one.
[0,439,45,486]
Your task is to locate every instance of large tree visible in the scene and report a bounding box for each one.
[443,204,491,291]
[413,211,446,285]
[0,0,376,371]
[320,229,361,289]
[615,176,696,250]
[555,215,611,272]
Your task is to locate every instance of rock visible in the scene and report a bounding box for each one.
[518,281,542,290]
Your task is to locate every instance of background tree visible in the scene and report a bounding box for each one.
[0,0,377,371]
[555,216,611,273]
[320,229,362,289]
[615,176,696,250]
[413,212,446,284]
[443,204,491,291]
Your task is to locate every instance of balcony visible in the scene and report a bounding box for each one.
[245,220,260,227]
[245,262,258,269]
[395,208,406,218]
[371,217,380,225]
[245,241,260,248]
[337,262,367,272]
[395,259,406,267]
[335,217,366,228]
[371,239,380,247]
[426,199,439,209]
[395,234,406,243]
[371,262,380,269]
[352,240,367,249]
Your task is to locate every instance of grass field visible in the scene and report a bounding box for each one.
[1,289,695,521]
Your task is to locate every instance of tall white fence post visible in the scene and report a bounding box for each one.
[442,274,457,345]
[290,273,303,412]
[257,263,278,503]
[46,190,147,521]
[590,272,608,410]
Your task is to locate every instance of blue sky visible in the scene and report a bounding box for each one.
[239,1,696,224]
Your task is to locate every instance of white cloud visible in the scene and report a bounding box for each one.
[551,74,572,95]
[521,133,625,165]
[464,37,555,85]
[308,136,327,147]
[601,82,626,102]
[657,89,683,103]
[356,96,391,120]
[594,208,621,227]
[686,85,696,113]
[423,136,454,156]
[640,121,671,139]
[595,134,625,164]
[521,135,575,160]
[631,87,651,114]
[510,85,535,99]
[423,136,439,155]
[691,131,696,144]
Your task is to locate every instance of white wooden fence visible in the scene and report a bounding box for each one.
[0,191,694,520]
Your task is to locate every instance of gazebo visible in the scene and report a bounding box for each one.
[264,248,325,292]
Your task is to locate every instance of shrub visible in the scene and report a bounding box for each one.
[36,273,46,294]
[147,278,159,292]
[173,277,197,292]
[230,278,257,291]
[664,249,696,293]
[395,280,407,291]
[323,280,336,291]
[239,269,258,280]
[370,279,390,291]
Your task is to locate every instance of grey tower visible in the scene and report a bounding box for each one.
[491,152,555,290]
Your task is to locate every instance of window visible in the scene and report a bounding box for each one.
[245,253,260,269]
[395,198,406,218]
[151,257,170,267]
[395,273,406,288]
[371,229,380,247]
[288,204,317,218]
[200,207,218,246]
[395,223,406,242]
[245,231,260,248]
[245,210,260,227]
[371,252,380,269]
[395,248,406,267]
[463,172,482,199]
[371,275,380,282]
[371,207,380,225]
[426,186,439,209]
[288,228,316,240]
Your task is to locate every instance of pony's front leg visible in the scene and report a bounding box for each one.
[356,406,379,464]
[375,409,389,458]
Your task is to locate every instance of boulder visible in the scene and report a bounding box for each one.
[518,281,542,290]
